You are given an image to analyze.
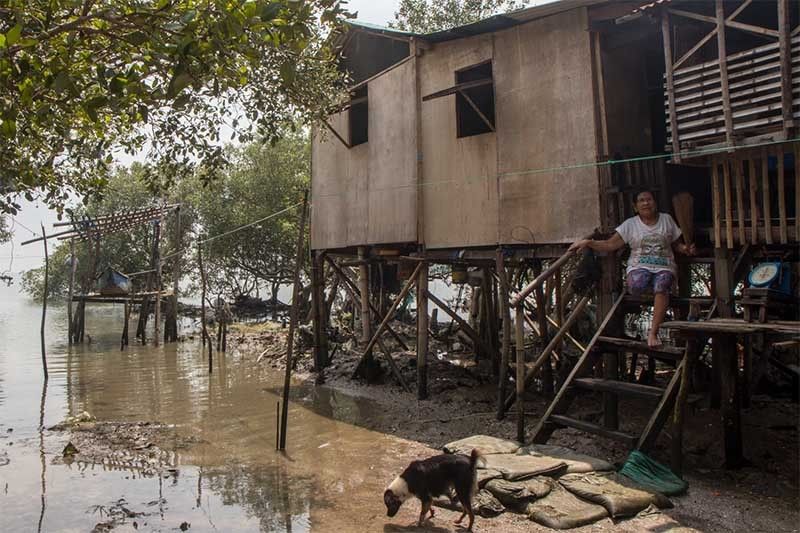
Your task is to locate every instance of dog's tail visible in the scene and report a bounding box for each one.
[469,449,484,498]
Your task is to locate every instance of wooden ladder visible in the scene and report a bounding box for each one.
[530,293,693,460]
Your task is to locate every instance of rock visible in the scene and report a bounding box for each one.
[179,522,190,531]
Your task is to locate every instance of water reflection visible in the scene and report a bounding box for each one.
[1,290,423,532]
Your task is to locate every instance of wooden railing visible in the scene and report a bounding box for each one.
[666,36,800,150]
[710,144,799,248]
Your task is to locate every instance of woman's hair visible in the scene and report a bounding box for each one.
[633,188,657,203]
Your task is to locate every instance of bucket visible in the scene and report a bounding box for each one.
[452,265,468,284]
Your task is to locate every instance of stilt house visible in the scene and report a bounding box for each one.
[309,0,799,473]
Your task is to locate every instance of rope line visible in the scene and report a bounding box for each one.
[197,201,303,245]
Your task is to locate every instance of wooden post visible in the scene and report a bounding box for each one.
[748,159,758,244]
[671,339,699,476]
[713,246,742,468]
[777,148,788,244]
[358,247,372,361]
[121,301,129,350]
[311,251,328,372]
[515,306,525,443]
[661,11,681,159]
[712,160,722,247]
[734,158,746,246]
[167,205,181,343]
[40,224,49,381]
[279,191,309,451]
[417,260,429,400]
[778,0,794,135]
[198,241,212,373]
[723,160,734,248]
[535,261,553,397]
[554,267,565,388]
[496,249,511,420]
[153,219,162,347]
[67,240,75,345]
[716,0,734,149]
[762,149,773,244]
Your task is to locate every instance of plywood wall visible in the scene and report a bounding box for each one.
[419,35,499,248]
[494,9,601,245]
[311,61,417,250]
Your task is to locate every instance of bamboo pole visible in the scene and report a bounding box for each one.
[153,218,162,347]
[723,159,734,248]
[777,148,787,244]
[40,224,49,381]
[417,261,429,400]
[515,306,525,443]
[716,0,734,149]
[510,251,573,308]
[67,240,75,345]
[279,191,309,451]
[748,158,758,244]
[734,158,746,245]
[762,149,773,244]
[712,159,722,247]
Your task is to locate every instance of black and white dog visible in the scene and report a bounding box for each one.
[384,449,482,531]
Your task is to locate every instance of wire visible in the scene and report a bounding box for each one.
[197,201,303,245]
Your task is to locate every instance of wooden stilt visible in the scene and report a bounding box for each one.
[67,240,75,345]
[496,249,511,420]
[153,219,162,347]
[515,306,525,443]
[535,261,553,397]
[670,340,699,476]
[417,260,429,400]
[427,290,500,364]
[279,191,309,451]
[40,224,49,381]
[167,205,181,343]
[121,301,130,350]
[311,251,328,371]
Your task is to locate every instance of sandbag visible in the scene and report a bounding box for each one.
[443,435,520,455]
[518,444,614,474]
[476,468,503,487]
[484,477,551,511]
[559,472,672,518]
[619,450,688,496]
[527,478,609,529]
[474,489,506,517]
[482,453,567,481]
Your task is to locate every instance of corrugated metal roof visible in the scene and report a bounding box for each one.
[347,0,608,44]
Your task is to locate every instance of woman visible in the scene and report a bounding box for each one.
[569,189,696,347]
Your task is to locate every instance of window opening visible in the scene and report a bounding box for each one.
[349,86,368,147]
[456,62,495,138]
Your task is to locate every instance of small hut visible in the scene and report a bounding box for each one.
[97,267,131,296]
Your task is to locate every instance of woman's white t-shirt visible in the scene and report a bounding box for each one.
[615,213,682,275]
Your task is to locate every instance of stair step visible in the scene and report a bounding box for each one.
[597,336,685,360]
[572,378,664,400]
[549,415,638,447]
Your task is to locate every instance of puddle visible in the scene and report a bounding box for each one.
[0,288,426,532]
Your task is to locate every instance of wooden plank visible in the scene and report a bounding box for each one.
[777,148,788,243]
[716,0,734,149]
[422,78,493,102]
[549,415,637,447]
[572,378,664,400]
[530,293,625,444]
[321,118,351,149]
[596,336,685,359]
[662,12,681,157]
[763,149,773,244]
[748,158,759,244]
[637,356,686,451]
[723,159,734,248]
[734,157,746,245]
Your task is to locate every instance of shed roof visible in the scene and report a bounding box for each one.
[346,0,608,44]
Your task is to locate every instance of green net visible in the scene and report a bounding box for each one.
[619,450,688,496]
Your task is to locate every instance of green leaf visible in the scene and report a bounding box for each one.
[279,61,295,85]
[1,119,16,137]
[6,25,22,46]
[0,34,6,48]
[260,3,282,21]
[52,71,78,96]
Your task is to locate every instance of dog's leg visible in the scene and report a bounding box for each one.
[418,500,431,527]
[429,505,435,519]
[454,491,475,531]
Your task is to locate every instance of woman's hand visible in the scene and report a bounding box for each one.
[677,243,696,256]
[568,239,591,253]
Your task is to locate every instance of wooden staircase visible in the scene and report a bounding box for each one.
[529,293,691,457]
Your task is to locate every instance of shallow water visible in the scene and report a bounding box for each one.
[0,286,421,532]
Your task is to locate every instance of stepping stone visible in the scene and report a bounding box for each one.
[518,444,614,474]
[443,435,520,455]
[528,479,609,529]
[482,453,567,481]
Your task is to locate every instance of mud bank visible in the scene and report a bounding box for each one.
[233,321,800,533]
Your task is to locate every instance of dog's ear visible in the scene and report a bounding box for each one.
[383,489,393,506]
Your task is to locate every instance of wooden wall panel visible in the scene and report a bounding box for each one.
[495,8,601,244]
[311,113,369,250]
[367,61,417,245]
[420,35,499,249]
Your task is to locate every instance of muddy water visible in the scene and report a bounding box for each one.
[0,287,428,532]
